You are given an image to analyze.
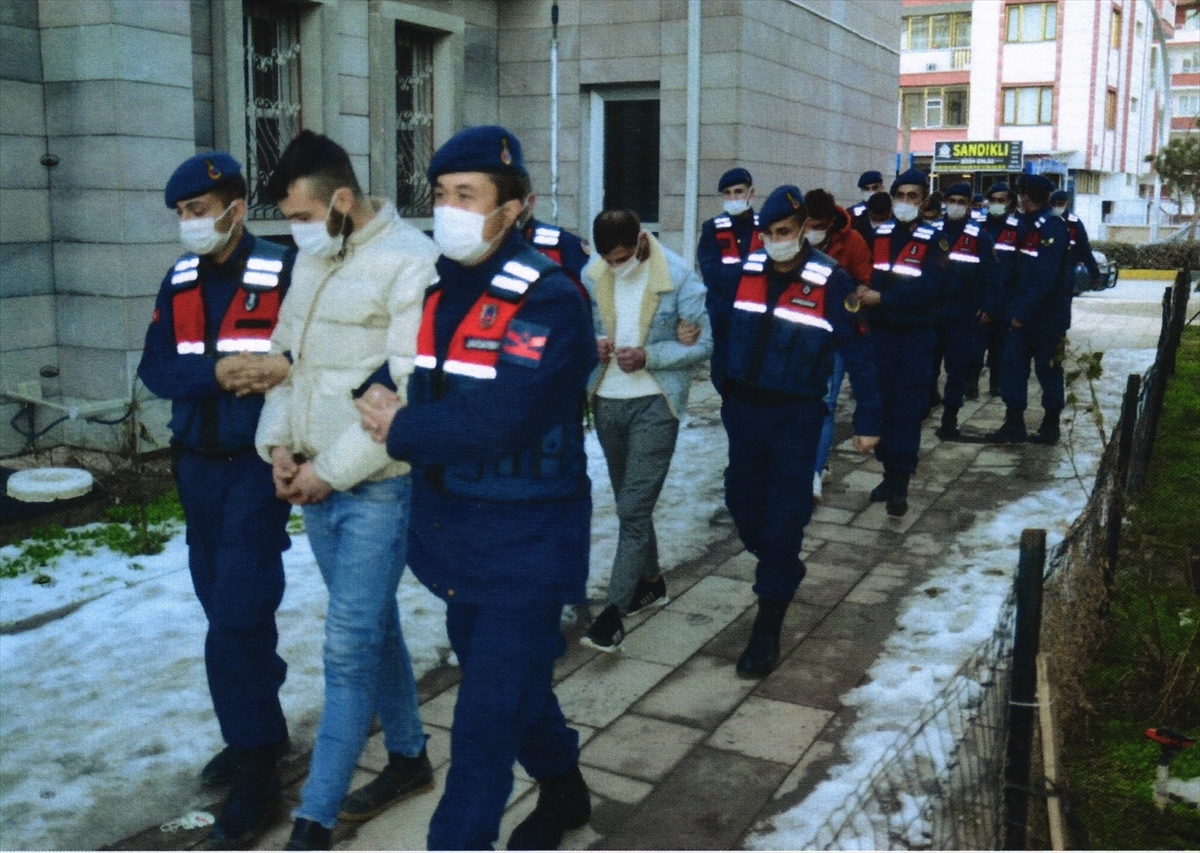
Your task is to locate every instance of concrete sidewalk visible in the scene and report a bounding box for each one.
[109,278,1169,851]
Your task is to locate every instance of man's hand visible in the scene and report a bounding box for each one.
[853,435,880,454]
[977,310,992,326]
[855,285,882,309]
[676,319,702,346]
[615,346,647,373]
[355,383,402,444]
[215,353,291,396]
[597,337,613,363]
[270,445,299,500]
[1010,318,1024,329]
[286,462,333,505]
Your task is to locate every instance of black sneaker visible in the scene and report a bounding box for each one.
[580,604,624,652]
[285,818,331,851]
[201,739,288,788]
[626,576,669,615]
[339,747,434,822]
[507,764,591,850]
[205,748,281,849]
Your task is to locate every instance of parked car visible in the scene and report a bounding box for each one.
[1073,250,1119,295]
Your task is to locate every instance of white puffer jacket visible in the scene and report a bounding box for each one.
[255,199,439,491]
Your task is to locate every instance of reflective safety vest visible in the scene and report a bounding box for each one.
[1019,213,1050,258]
[170,240,288,356]
[410,249,587,501]
[1064,212,1081,249]
[848,201,868,220]
[712,213,763,266]
[872,221,936,278]
[947,222,983,264]
[526,222,589,303]
[993,214,1021,253]
[724,249,836,397]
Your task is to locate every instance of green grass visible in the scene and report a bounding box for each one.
[0,488,185,580]
[1062,325,1200,848]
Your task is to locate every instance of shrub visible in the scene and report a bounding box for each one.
[1091,240,1200,271]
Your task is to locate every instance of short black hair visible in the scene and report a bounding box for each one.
[484,170,532,206]
[924,191,943,211]
[592,209,641,256]
[265,130,361,204]
[866,191,892,216]
[1022,187,1051,207]
[209,174,248,208]
[803,189,837,223]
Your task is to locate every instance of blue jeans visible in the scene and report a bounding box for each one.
[296,476,426,829]
[813,352,845,477]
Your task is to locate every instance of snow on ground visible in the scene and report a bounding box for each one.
[0,396,728,851]
[747,345,1158,850]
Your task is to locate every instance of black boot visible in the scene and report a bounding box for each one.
[886,472,910,517]
[205,746,281,849]
[870,471,894,502]
[736,598,790,677]
[964,379,980,401]
[507,763,591,850]
[339,746,434,822]
[987,408,1027,444]
[201,738,288,788]
[1028,410,1061,445]
[935,405,961,440]
[285,818,331,851]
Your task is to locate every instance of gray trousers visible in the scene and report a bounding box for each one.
[594,394,680,612]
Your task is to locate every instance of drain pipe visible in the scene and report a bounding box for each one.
[550,2,560,223]
[682,0,701,258]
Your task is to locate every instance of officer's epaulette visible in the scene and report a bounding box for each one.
[913,224,938,241]
[713,214,733,229]
[964,222,980,237]
[1066,213,1080,224]
[242,237,289,292]
[170,254,201,289]
[531,224,562,247]
[799,252,834,287]
[487,245,558,301]
[875,221,896,237]
[742,249,767,274]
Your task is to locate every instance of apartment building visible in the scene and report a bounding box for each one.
[0,0,899,456]
[897,0,1169,239]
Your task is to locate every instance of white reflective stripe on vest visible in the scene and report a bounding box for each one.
[172,269,199,285]
[773,306,833,331]
[502,260,540,282]
[176,341,205,355]
[243,271,279,288]
[444,360,496,379]
[733,300,768,313]
[722,255,741,265]
[246,256,284,273]
[216,338,272,353]
[414,354,437,369]
[491,274,529,295]
[948,252,980,263]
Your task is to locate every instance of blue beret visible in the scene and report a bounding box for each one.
[891,169,929,194]
[718,168,753,191]
[858,170,884,189]
[427,125,526,181]
[1049,190,1070,204]
[165,151,242,208]
[759,185,806,228]
[1018,173,1054,193]
[943,182,973,200]
[972,193,984,203]
[987,181,1011,197]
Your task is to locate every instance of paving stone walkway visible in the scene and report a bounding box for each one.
[108,279,1169,851]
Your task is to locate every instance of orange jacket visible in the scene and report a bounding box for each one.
[815,206,872,286]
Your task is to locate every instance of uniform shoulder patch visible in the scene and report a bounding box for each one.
[500,319,549,368]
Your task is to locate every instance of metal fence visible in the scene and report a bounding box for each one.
[798,272,1193,850]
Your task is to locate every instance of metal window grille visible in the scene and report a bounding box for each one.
[243,1,302,220]
[396,24,435,218]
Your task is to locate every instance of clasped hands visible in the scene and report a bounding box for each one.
[596,318,702,370]
[215,353,291,397]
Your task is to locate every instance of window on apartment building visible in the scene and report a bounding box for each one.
[1006,2,1057,43]
[395,24,436,218]
[1177,92,1200,117]
[1105,89,1117,130]
[1003,86,1054,125]
[1074,171,1100,194]
[243,1,302,220]
[901,87,969,128]
[1110,8,1122,49]
[902,12,972,50]
[1181,48,1200,73]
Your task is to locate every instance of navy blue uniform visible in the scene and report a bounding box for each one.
[999,207,1071,413]
[1064,212,1101,281]
[716,246,881,603]
[868,220,945,475]
[697,209,759,388]
[137,231,294,751]
[383,233,595,849]
[524,217,588,283]
[935,218,999,410]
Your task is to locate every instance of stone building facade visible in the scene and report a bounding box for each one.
[0,0,898,455]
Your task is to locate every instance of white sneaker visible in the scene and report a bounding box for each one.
[812,472,823,501]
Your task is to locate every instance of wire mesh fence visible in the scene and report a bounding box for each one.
[796,272,1192,850]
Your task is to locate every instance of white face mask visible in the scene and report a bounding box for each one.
[988,202,1009,218]
[433,204,508,265]
[763,235,801,263]
[863,191,875,203]
[723,198,750,216]
[892,202,919,223]
[612,256,643,281]
[945,203,968,221]
[1051,206,1068,218]
[805,228,827,247]
[291,199,345,259]
[179,201,236,256]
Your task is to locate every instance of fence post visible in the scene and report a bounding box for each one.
[1004,528,1047,850]
[1105,374,1141,585]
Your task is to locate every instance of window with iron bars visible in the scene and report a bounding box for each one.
[396,24,435,218]
[243,1,302,220]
